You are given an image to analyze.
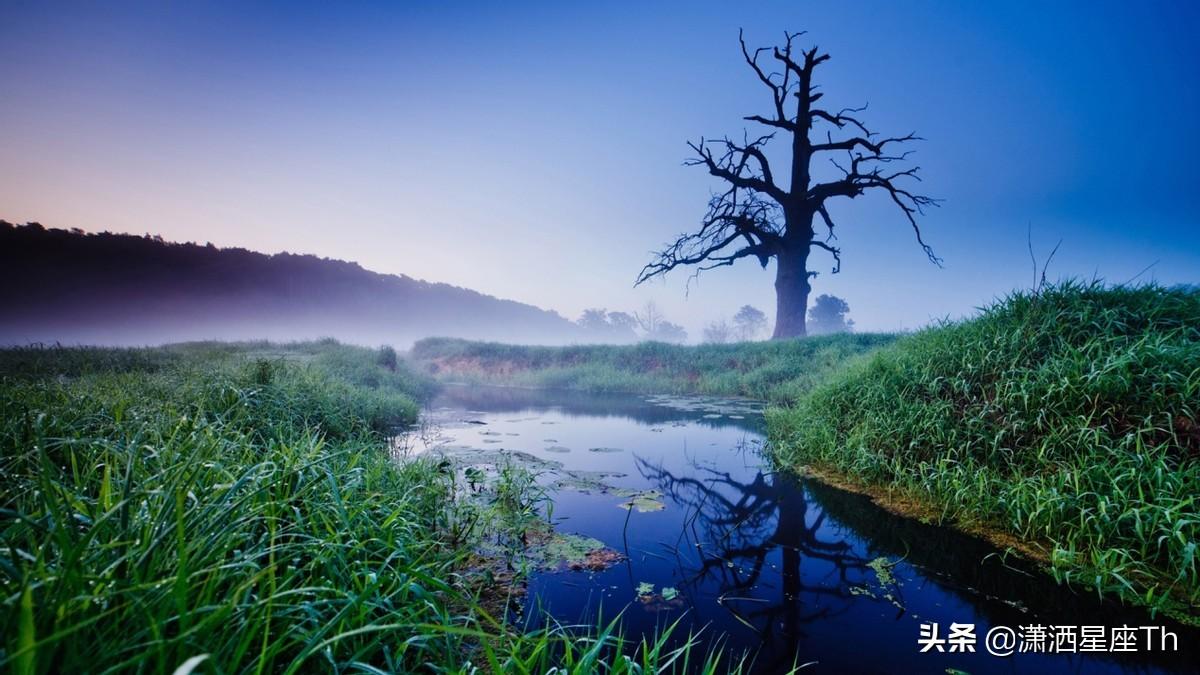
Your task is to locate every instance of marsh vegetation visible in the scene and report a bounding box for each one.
[3,283,1196,673]
[417,283,1200,627]
[0,342,767,673]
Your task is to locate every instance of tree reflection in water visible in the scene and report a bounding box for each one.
[635,448,876,668]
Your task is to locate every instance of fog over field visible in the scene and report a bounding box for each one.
[0,222,590,347]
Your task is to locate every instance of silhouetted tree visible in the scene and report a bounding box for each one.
[732,304,767,341]
[637,30,940,338]
[807,294,854,335]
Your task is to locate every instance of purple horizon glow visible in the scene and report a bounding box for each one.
[2,1,1197,338]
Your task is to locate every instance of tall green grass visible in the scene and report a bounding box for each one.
[0,341,789,672]
[0,342,460,672]
[769,282,1200,618]
[411,334,897,402]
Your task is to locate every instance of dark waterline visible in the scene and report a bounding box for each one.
[420,385,1198,674]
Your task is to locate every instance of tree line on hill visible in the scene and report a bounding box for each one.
[0,221,588,347]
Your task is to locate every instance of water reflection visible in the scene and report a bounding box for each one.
[427,385,1199,674]
[639,456,880,670]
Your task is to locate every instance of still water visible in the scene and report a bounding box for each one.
[413,385,1197,674]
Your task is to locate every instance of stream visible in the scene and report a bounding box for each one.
[406,385,1198,674]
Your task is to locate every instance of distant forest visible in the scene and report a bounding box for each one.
[0,221,587,346]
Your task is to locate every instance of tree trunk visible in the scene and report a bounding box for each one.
[771,244,810,339]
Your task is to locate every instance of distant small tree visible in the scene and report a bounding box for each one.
[807,294,854,335]
[607,311,638,334]
[703,319,734,343]
[578,308,610,331]
[634,301,667,336]
[652,321,689,343]
[578,308,638,342]
[732,305,768,341]
[376,345,398,371]
[633,301,688,342]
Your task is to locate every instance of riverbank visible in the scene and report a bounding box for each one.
[411,332,896,401]
[0,341,757,673]
[770,282,1200,622]
[411,282,1200,622]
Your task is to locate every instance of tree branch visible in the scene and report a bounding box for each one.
[685,135,787,204]
[808,148,943,266]
[811,104,871,135]
[739,28,791,128]
[637,190,783,285]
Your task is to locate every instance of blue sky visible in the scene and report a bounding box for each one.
[2,1,1197,336]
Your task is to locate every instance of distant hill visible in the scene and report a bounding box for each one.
[0,221,588,347]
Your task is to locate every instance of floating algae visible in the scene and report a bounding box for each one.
[634,582,685,611]
[642,394,765,417]
[867,556,897,586]
[614,488,666,512]
[544,445,571,454]
[588,446,625,454]
[850,557,904,610]
[552,469,627,494]
[526,529,623,572]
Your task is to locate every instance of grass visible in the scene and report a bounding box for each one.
[768,281,1200,620]
[0,341,457,673]
[410,333,897,401]
[0,340,795,673]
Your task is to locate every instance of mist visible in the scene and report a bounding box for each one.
[0,221,607,348]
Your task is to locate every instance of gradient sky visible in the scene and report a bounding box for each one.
[2,1,1198,337]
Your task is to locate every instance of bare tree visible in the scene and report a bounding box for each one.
[634,301,688,343]
[702,319,734,343]
[634,301,665,335]
[637,30,941,338]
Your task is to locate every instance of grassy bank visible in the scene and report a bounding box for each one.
[769,282,1200,619]
[411,333,898,401]
[0,340,783,673]
[0,341,462,673]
